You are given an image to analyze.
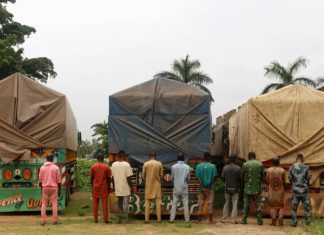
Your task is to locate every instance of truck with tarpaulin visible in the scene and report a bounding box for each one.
[0,73,78,212]
[218,84,324,217]
[108,77,212,215]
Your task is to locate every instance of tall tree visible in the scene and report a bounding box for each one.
[0,0,56,82]
[262,57,316,94]
[78,140,97,158]
[317,77,324,88]
[154,55,214,102]
[91,120,108,155]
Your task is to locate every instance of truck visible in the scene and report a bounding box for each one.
[0,73,78,212]
[212,84,324,217]
[108,77,212,215]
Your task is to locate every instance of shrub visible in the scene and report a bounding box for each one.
[75,158,96,192]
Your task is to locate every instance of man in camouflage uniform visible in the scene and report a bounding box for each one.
[289,154,311,227]
[241,151,264,225]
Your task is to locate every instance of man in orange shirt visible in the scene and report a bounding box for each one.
[90,152,112,223]
[39,153,61,226]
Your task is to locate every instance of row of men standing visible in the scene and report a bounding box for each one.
[89,151,217,223]
[89,150,312,226]
[222,152,311,227]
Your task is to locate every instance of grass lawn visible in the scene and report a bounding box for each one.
[0,192,322,235]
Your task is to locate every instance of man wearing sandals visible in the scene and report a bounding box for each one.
[289,154,312,227]
[221,155,241,224]
[241,151,264,225]
[90,152,111,224]
[111,150,133,224]
[195,152,217,224]
[266,157,285,226]
[39,153,61,226]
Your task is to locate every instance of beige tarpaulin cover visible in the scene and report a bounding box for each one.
[229,85,324,185]
[0,73,77,163]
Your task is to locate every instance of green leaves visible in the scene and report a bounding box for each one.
[154,54,214,102]
[76,159,95,192]
[91,120,109,154]
[262,56,317,94]
[22,57,57,83]
[1,22,36,45]
[0,0,56,82]
[316,77,324,87]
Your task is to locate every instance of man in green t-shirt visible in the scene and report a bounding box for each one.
[195,152,217,223]
[241,151,264,225]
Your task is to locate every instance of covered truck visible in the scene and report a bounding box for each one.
[0,73,77,212]
[108,77,211,215]
[229,84,324,216]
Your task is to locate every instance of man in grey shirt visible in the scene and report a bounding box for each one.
[170,153,190,223]
[221,155,241,224]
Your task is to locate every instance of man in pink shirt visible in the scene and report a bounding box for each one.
[39,153,61,225]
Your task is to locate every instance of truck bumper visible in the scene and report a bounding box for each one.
[0,188,66,212]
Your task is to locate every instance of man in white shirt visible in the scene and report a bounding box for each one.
[111,150,133,223]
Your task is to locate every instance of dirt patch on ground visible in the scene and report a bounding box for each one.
[0,215,306,235]
[0,192,309,235]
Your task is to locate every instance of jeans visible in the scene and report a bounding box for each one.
[41,187,58,222]
[116,196,129,221]
[170,191,190,222]
[222,193,238,221]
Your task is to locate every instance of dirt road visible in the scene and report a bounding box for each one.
[0,213,306,235]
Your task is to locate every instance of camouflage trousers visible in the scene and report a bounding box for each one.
[242,194,263,225]
[291,193,311,226]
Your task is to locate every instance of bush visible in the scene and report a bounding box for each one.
[214,178,225,208]
[75,158,96,192]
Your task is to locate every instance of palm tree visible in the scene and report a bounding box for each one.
[91,120,108,154]
[154,55,214,102]
[317,77,324,88]
[262,57,317,94]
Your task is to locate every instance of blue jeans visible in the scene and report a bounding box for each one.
[170,191,190,222]
[116,196,129,221]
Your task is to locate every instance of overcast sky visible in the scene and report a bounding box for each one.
[8,0,324,140]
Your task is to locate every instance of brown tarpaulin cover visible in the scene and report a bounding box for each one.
[229,85,324,185]
[0,73,77,163]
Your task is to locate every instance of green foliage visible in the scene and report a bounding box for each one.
[91,120,108,154]
[304,217,324,235]
[78,140,97,158]
[78,211,86,216]
[154,55,214,102]
[317,77,324,88]
[75,158,95,192]
[0,0,56,81]
[214,177,225,209]
[262,56,317,94]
